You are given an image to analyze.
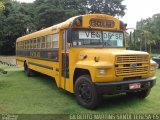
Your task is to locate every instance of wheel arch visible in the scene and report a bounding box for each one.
[73,68,91,85]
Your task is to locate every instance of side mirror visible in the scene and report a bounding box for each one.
[67,28,72,43]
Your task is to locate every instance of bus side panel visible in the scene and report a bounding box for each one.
[16,56,28,67]
[16,56,60,87]
[27,58,60,84]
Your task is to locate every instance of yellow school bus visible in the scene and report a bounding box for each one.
[16,14,156,109]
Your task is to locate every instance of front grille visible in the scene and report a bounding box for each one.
[116,55,149,64]
[115,55,149,76]
[116,66,148,76]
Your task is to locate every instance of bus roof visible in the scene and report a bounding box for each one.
[16,14,120,42]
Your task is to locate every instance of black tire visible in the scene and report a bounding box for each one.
[127,88,151,99]
[137,89,151,98]
[74,75,99,109]
[24,63,31,77]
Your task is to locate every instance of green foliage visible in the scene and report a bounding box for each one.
[0,1,5,11]
[0,0,36,55]
[0,0,126,55]
[133,14,160,53]
[87,0,125,16]
[34,0,126,29]
[34,0,79,29]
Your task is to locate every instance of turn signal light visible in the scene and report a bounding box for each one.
[71,16,82,27]
[76,19,81,26]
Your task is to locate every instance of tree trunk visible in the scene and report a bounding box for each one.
[150,44,152,53]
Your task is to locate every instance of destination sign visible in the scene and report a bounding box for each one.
[90,19,115,28]
[79,31,101,40]
[78,30,124,47]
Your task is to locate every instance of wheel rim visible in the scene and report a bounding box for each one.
[78,83,92,103]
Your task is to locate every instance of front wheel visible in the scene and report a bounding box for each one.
[137,89,151,98]
[74,75,99,109]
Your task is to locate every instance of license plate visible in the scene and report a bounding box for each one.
[129,83,141,90]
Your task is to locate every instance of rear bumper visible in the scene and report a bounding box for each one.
[94,77,156,94]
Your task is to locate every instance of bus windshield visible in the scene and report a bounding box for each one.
[72,30,124,48]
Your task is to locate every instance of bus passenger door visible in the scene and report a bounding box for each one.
[61,30,70,91]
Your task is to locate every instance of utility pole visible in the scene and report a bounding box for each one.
[144,34,147,52]
[140,19,143,51]
[130,31,132,49]
[133,30,136,49]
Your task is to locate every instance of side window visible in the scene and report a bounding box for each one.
[30,40,33,49]
[20,42,23,49]
[33,39,37,49]
[20,42,22,49]
[21,41,24,50]
[23,41,25,49]
[27,40,30,49]
[18,42,20,49]
[37,37,41,48]
[19,42,20,50]
[41,36,46,48]
[46,35,52,48]
[24,41,27,49]
[52,34,58,48]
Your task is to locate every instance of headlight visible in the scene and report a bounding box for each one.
[150,65,155,71]
[98,69,106,75]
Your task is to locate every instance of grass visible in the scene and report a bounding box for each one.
[0,64,160,114]
[151,53,159,57]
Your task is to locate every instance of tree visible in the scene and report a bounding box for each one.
[34,0,126,29]
[135,14,160,53]
[0,0,126,55]
[33,0,85,29]
[0,1,5,11]
[0,0,36,55]
[87,0,126,16]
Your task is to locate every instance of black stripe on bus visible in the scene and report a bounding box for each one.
[16,49,59,62]
[28,62,53,70]
[17,56,58,62]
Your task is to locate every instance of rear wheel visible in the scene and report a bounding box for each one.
[74,75,99,109]
[24,63,32,77]
[127,88,151,98]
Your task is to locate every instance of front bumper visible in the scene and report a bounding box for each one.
[95,77,156,94]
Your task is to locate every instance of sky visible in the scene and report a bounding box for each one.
[121,0,160,30]
[16,0,160,29]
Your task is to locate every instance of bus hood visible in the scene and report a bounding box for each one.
[78,48,149,62]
